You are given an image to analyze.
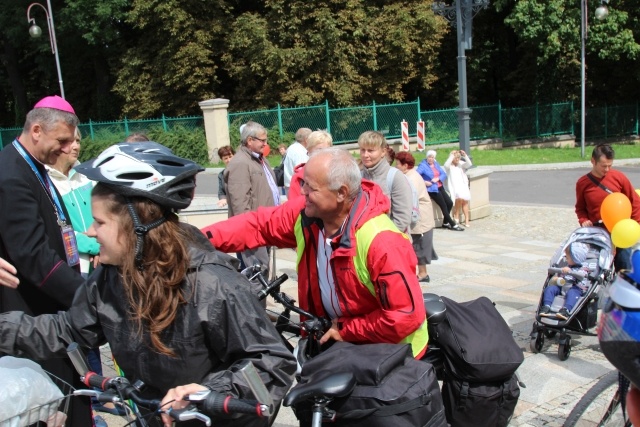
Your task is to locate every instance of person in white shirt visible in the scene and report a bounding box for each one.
[283,127,311,194]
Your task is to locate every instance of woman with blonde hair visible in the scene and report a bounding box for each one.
[287,130,333,199]
[359,131,413,233]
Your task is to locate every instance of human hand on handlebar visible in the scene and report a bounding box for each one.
[319,319,344,345]
[160,383,208,427]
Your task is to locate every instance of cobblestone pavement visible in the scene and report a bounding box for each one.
[98,203,616,427]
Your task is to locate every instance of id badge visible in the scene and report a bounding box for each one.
[61,224,80,267]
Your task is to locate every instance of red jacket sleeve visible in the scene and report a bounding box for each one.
[201,197,305,252]
[575,175,591,225]
[338,231,425,345]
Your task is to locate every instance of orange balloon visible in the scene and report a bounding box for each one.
[601,192,632,232]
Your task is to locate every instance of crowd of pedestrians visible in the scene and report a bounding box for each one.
[2,105,639,427]
[216,125,473,286]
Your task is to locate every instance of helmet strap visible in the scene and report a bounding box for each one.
[125,199,167,271]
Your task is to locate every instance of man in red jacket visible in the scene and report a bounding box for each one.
[575,143,640,270]
[202,148,428,358]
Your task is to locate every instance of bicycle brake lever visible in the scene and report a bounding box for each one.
[184,390,210,402]
[72,390,120,404]
[166,407,212,426]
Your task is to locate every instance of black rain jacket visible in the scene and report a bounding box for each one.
[0,242,296,427]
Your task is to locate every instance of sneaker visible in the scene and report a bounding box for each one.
[418,275,430,283]
[556,308,570,320]
[539,305,551,315]
[450,224,465,231]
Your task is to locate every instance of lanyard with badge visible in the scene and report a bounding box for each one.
[13,140,80,267]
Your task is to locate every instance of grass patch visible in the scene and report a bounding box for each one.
[205,143,638,168]
[469,144,639,166]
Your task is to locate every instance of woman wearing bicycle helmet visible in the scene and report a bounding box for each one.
[598,246,640,423]
[0,142,296,427]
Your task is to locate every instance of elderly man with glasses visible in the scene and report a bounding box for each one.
[223,121,280,272]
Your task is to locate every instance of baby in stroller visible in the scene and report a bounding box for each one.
[540,242,591,320]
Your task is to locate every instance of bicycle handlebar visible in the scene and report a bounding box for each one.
[67,344,269,426]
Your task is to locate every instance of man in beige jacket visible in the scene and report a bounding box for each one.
[224,121,279,270]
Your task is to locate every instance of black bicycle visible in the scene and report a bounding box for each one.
[247,266,452,426]
[66,343,272,426]
[563,370,631,427]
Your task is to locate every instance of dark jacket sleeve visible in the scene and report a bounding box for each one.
[0,173,84,307]
[0,275,103,359]
[217,170,226,199]
[197,264,296,426]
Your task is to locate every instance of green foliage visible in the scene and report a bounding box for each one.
[79,125,209,166]
[147,125,209,165]
[223,0,447,108]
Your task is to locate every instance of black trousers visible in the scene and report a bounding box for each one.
[428,187,455,226]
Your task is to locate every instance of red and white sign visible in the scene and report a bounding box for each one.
[416,120,425,152]
[401,120,409,151]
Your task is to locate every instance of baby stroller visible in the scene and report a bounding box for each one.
[529,226,615,361]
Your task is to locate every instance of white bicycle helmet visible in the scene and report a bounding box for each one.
[75,142,203,209]
[598,246,640,386]
[76,142,204,270]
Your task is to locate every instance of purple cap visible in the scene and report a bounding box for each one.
[33,96,75,114]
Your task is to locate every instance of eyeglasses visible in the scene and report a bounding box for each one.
[251,136,268,143]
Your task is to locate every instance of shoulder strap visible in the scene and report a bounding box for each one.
[587,173,613,194]
[386,166,398,192]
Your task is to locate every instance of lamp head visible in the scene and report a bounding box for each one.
[29,23,42,38]
[595,5,609,20]
[595,0,610,20]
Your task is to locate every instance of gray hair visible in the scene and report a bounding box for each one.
[23,107,79,133]
[426,149,437,158]
[310,147,361,201]
[295,128,312,143]
[240,121,267,146]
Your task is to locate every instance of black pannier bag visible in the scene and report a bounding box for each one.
[292,341,447,427]
[434,296,524,382]
[441,373,521,427]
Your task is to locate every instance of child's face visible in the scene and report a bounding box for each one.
[564,247,574,265]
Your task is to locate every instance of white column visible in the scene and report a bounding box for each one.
[199,98,230,163]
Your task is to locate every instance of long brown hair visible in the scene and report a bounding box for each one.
[93,183,191,356]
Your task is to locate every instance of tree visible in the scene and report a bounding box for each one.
[501,0,640,103]
[111,0,227,118]
[223,0,448,109]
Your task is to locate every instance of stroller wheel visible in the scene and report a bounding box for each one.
[544,330,557,339]
[558,336,572,361]
[530,331,544,353]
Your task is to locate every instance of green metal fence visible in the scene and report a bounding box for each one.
[228,100,421,144]
[2,101,638,150]
[230,100,638,146]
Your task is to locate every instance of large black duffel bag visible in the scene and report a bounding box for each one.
[292,341,447,427]
[434,296,524,382]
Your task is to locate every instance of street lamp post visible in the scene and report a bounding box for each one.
[27,0,65,99]
[433,0,489,155]
[580,0,609,158]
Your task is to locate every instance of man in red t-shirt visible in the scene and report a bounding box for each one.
[575,143,640,270]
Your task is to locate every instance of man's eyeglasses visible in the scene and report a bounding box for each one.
[251,136,268,143]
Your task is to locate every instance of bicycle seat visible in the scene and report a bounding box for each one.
[423,293,446,326]
[283,372,356,407]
